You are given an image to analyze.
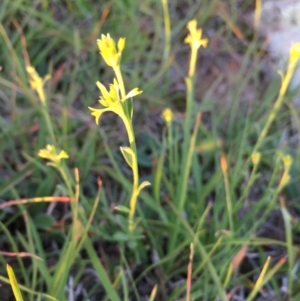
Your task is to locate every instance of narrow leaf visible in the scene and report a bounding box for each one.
[148,285,157,301]
[120,146,134,169]
[231,245,248,271]
[138,181,151,194]
[7,264,25,301]
[114,205,130,214]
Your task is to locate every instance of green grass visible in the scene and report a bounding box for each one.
[1,0,300,300]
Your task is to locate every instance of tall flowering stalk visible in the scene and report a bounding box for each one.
[177,19,208,213]
[253,42,300,154]
[168,20,208,253]
[89,34,150,231]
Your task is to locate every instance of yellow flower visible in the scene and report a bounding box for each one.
[278,154,293,188]
[89,79,142,125]
[96,79,120,107]
[96,78,142,106]
[38,145,69,164]
[184,20,208,50]
[97,34,126,68]
[162,108,173,124]
[282,155,292,173]
[289,42,300,66]
[26,66,51,103]
[251,152,261,165]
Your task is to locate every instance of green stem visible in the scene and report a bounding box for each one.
[114,66,126,99]
[161,0,171,63]
[168,45,199,252]
[183,76,195,144]
[184,46,199,145]
[188,47,198,77]
[168,113,201,254]
[122,117,139,231]
[114,64,140,231]
[252,58,298,154]
[42,103,56,144]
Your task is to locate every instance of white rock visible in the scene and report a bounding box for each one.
[257,0,300,103]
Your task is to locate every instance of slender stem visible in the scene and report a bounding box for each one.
[188,47,198,77]
[42,105,56,144]
[161,0,171,62]
[114,65,140,231]
[253,58,298,154]
[123,118,138,188]
[169,44,199,252]
[184,45,199,143]
[114,66,126,99]
[183,76,194,144]
[220,154,234,231]
[122,117,139,231]
[168,113,201,253]
[167,122,175,185]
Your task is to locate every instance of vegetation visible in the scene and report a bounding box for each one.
[1,0,300,300]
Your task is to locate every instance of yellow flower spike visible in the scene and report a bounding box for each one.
[38,144,69,164]
[162,107,173,125]
[184,19,208,77]
[184,20,208,51]
[26,66,51,104]
[97,34,125,68]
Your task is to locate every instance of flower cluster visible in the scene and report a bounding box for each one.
[97,34,125,68]
[184,20,208,51]
[26,66,51,103]
[89,35,142,125]
[38,144,69,166]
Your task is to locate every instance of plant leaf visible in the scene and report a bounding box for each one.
[138,181,151,194]
[148,285,157,301]
[114,205,130,214]
[120,146,134,169]
[126,97,133,119]
[33,213,56,229]
[7,264,25,301]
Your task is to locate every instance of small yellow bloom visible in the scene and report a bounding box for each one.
[282,155,292,173]
[162,108,173,124]
[278,154,293,188]
[96,79,120,107]
[251,152,261,165]
[184,19,208,50]
[38,145,69,164]
[89,79,142,125]
[97,34,126,68]
[26,66,51,103]
[118,38,126,53]
[289,42,300,65]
